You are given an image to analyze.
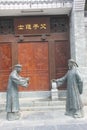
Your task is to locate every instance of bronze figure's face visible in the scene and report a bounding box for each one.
[16,67,22,73]
[14,64,22,73]
[68,61,74,69]
[68,59,78,69]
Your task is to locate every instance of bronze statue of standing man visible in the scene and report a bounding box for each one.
[6,64,29,121]
[52,59,84,118]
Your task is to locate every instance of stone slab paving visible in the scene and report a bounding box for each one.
[0,107,87,130]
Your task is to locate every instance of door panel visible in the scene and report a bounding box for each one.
[18,42,49,91]
[55,41,70,89]
[0,43,12,91]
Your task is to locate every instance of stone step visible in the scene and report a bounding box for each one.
[21,106,65,111]
[20,99,66,111]
[0,98,66,111]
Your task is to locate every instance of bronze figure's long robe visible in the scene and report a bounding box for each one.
[56,67,83,114]
[6,70,28,112]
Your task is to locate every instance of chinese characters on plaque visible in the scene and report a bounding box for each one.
[18,23,47,30]
[14,17,50,34]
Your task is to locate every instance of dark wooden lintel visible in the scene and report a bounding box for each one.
[0,33,68,43]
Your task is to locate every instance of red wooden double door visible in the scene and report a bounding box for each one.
[0,41,70,92]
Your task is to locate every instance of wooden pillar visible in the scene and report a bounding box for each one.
[11,42,18,67]
[48,40,56,89]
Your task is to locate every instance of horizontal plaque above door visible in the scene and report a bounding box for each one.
[14,17,50,35]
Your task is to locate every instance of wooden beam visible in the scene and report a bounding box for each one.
[11,42,18,67]
[48,40,56,89]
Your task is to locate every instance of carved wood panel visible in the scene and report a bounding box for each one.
[55,41,70,89]
[50,16,68,33]
[0,43,12,91]
[0,18,14,34]
[18,42,49,91]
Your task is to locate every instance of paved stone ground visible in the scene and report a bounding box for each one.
[0,107,87,130]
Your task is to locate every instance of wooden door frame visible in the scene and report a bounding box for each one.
[48,40,55,89]
[0,34,18,68]
[0,33,69,90]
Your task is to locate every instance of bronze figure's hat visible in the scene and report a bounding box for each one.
[14,64,22,68]
[68,59,78,67]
